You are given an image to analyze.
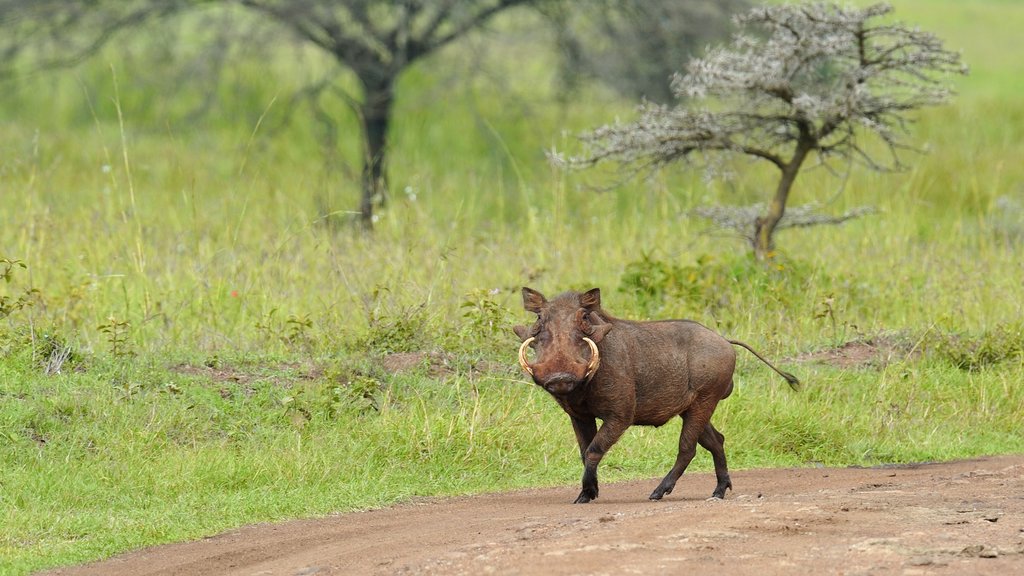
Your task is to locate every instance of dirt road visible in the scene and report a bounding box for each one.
[45,455,1024,575]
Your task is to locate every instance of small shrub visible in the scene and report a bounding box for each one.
[924,323,1024,371]
[290,364,387,420]
[97,316,134,358]
[0,257,39,321]
[360,305,429,354]
[618,252,688,313]
[344,374,385,414]
[813,292,862,347]
[356,287,433,355]
[254,309,315,348]
[617,252,814,319]
[454,288,516,355]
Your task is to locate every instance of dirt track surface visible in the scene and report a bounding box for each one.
[45,456,1024,576]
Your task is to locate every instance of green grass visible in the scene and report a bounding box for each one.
[2,0,1024,574]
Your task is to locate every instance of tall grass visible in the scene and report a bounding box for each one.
[2,1,1023,574]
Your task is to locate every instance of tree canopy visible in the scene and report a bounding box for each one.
[564,2,967,259]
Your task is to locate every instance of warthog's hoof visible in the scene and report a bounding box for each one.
[711,478,733,500]
[649,480,676,501]
[648,487,672,501]
[574,487,598,503]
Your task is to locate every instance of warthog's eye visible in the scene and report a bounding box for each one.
[576,309,595,335]
[529,321,543,337]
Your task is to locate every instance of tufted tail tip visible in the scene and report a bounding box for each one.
[782,371,801,391]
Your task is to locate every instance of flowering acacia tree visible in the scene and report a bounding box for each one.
[563,2,967,260]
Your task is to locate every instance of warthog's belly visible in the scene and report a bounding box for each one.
[633,415,677,427]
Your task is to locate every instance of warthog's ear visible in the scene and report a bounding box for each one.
[580,288,601,310]
[513,325,531,341]
[521,287,547,313]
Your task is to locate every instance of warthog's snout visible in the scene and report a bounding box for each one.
[516,328,603,397]
[538,372,578,395]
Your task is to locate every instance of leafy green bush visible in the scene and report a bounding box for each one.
[924,323,1024,371]
[453,288,517,356]
[617,252,818,320]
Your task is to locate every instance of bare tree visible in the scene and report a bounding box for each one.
[1,0,539,229]
[235,0,542,228]
[560,2,967,260]
[0,1,194,69]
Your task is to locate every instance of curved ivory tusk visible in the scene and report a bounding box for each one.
[518,337,535,376]
[583,337,600,380]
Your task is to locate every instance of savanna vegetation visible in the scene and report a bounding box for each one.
[1,1,1023,574]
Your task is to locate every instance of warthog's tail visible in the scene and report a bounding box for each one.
[727,340,800,391]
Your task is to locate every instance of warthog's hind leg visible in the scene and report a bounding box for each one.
[699,422,732,499]
[649,404,716,501]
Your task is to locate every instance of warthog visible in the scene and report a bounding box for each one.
[514,287,799,503]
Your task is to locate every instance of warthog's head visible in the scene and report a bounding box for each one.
[513,287,613,395]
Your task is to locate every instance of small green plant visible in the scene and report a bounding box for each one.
[460,289,511,335]
[362,306,428,353]
[254,309,315,348]
[0,256,26,284]
[322,359,390,415]
[279,393,312,428]
[344,374,385,414]
[282,373,384,426]
[456,288,515,354]
[97,316,133,357]
[285,313,313,344]
[814,293,860,346]
[357,287,431,354]
[0,257,39,320]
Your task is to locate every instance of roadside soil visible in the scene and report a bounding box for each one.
[43,455,1024,576]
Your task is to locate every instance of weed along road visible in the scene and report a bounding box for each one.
[43,456,1024,575]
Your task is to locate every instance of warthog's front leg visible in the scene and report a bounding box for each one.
[570,416,597,463]
[576,417,629,504]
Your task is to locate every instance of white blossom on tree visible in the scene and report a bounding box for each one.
[564,2,967,259]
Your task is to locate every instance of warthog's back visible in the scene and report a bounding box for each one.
[597,318,737,426]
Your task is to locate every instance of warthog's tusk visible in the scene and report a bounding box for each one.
[583,337,600,381]
[518,337,535,377]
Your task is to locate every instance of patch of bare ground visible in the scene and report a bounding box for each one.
[169,362,323,385]
[379,351,456,378]
[168,362,323,399]
[172,352,508,382]
[43,456,1024,576]
[378,351,511,379]
[789,334,920,369]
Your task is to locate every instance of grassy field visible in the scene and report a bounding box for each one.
[2,1,1023,574]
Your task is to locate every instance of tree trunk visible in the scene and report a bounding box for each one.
[753,140,813,261]
[358,77,394,229]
